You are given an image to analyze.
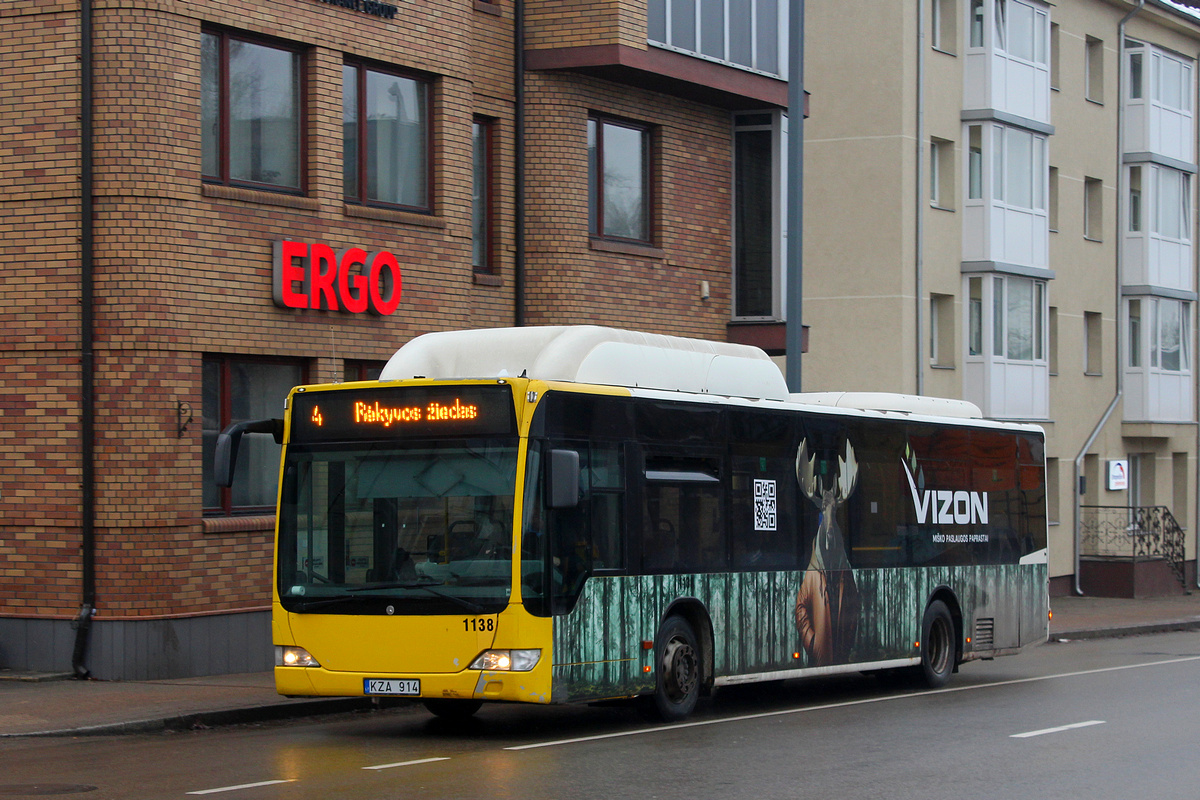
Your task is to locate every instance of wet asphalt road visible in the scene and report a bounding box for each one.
[2,630,1198,799]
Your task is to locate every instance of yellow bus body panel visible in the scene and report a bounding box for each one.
[274,601,555,704]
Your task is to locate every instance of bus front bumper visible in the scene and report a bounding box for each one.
[275,665,553,705]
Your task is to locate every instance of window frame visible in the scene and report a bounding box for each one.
[342,58,432,213]
[1085,36,1104,104]
[646,0,785,79]
[201,28,306,194]
[966,274,1048,365]
[732,110,785,321]
[343,361,385,383]
[472,116,496,274]
[1151,298,1191,374]
[203,355,306,517]
[1084,176,1103,241]
[588,113,654,246]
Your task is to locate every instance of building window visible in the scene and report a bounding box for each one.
[646,0,783,78]
[1157,50,1192,113]
[1153,167,1190,241]
[965,273,1049,418]
[992,125,1046,212]
[930,293,955,367]
[1048,305,1059,374]
[1172,452,1188,524]
[203,357,304,515]
[589,115,652,244]
[1049,23,1060,90]
[343,361,385,382]
[1128,297,1191,372]
[1125,297,1193,422]
[472,117,495,273]
[1046,457,1059,525]
[1085,36,1104,103]
[733,111,784,320]
[1129,46,1143,100]
[999,0,1047,65]
[932,0,957,54]
[968,277,984,356]
[994,275,1045,362]
[1129,165,1143,232]
[967,125,983,200]
[201,30,303,192]
[1153,298,1190,372]
[343,61,429,211]
[1084,176,1103,240]
[930,137,954,208]
[1048,166,1059,231]
[1085,311,1102,375]
[1128,298,1143,368]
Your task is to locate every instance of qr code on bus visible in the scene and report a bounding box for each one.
[753,479,777,531]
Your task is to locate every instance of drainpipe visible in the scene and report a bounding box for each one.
[73,0,96,678]
[513,0,526,326]
[1073,0,1144,596]
[785,0,804,391]
[915,0,926,396]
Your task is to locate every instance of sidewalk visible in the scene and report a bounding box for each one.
[2,592,1198,738]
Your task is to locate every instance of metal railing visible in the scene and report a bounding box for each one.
[1079,505,1187,588]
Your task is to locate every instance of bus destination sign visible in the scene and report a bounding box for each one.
[290,385,515,442]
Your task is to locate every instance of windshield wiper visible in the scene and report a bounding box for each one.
[286,595,361,612]
[348,581,486,614]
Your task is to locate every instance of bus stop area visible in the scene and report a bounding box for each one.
[2,592,1198,738]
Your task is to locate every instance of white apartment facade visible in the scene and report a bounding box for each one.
[804,0,1200,595]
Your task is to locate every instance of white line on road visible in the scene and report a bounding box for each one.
[363,757,452,771]
[186,780,295,795]
[1011,720,1106,738]
[504,655,1200,751]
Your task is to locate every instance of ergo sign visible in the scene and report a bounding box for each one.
[273,240,403,315]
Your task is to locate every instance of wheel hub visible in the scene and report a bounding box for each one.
[662,636,698,700]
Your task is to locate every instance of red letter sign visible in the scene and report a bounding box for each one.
[272,240,404,315]
[273,240,310,309]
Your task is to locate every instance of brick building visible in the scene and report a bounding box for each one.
[0,0,792,678]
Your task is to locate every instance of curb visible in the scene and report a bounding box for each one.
[1049,618,1200,641]
[0,697,418,739]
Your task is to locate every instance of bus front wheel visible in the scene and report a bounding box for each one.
[917,600,955,689]
[653,615,701,721]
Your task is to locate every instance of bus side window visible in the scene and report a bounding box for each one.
[642,454,723,573]
[588,444,624,570]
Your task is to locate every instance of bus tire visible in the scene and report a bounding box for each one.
[653,615,701,721]
[917,600,955,689]
[422,698,483,719]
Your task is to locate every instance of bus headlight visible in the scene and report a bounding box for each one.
[469,649,541,672]
[276,645,320,668]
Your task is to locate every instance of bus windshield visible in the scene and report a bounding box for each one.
[277,439,519,615]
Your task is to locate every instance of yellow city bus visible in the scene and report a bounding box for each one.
[216,326,1049,720]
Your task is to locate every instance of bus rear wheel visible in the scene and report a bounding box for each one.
[653,615,701,721]
[422,698,483,719]
[917,600,955,689]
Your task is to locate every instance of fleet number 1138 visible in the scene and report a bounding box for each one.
[464,618,495,632]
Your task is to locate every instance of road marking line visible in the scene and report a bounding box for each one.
[504,655,1200,751]
[186,780,295,795]
[363,757,451,771]
[1011,720,1106,738]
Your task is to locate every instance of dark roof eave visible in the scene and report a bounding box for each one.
[525,43,790,110]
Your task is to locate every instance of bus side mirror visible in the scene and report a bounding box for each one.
[546,449,581,509]
[214,418,284,488]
